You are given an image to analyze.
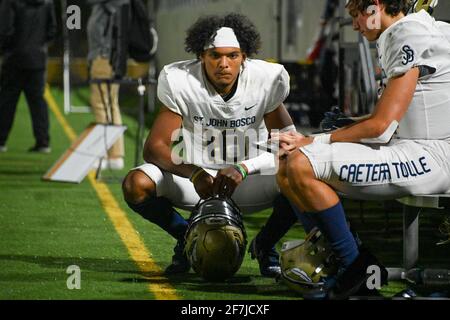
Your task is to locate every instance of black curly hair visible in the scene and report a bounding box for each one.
[346,0,412,17]
[185,13,261,58]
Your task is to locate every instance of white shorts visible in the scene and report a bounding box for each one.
[132,164,280,213]
[300,139,450,200]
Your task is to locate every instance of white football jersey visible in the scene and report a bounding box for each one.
[377,10,450,140]
[157,59,290,169]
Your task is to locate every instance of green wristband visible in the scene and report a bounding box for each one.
[234,164,248,179]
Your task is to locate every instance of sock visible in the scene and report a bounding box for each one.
[291,203,321,234]
[126,197,188,241]
[255,194,298,251]
[315,202,359,268]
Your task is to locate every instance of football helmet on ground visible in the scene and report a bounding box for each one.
[280,227,339,295]
[184,197,247,281]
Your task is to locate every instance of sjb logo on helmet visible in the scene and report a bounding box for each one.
[280,227,338,295]
[184,197,247,282]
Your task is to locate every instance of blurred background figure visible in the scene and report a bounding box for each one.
[0,0,56,153]
[87,0,129,170]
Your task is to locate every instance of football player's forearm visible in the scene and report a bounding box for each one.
[241,152,275,175]
[330,70,417,143]
[145,145,199,179]
[330,117,393,143]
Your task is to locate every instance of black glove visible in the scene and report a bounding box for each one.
[319,106,355,132]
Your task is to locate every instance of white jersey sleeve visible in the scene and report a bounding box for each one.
[157,66,180,115]
[381,20,435,79]
[264,65,290,114]
[377,11,450,140]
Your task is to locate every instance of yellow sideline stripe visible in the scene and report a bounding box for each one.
[44,86,77,142]
[87,173,179,300]
[44,85,179,300]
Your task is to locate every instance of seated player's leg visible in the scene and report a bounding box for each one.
[300,139,450,200]
[277,150,364,299]
[284,150,359,269]
[279,139,450,299]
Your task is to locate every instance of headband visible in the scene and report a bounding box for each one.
[204,27,240,50]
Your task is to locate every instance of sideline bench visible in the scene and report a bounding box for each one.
[387,194,450,281]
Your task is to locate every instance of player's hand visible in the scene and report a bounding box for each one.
[271,131,312,158]
[213,166,244,198]
[192,170,215,199]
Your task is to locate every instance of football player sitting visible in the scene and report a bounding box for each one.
[275,0,450,299]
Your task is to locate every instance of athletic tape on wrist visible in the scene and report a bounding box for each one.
[313,133,332,144]
[280,125,297,133]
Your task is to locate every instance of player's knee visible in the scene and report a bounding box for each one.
[286,151,306,174]
[286,151,313,186]
[122,170,156,204]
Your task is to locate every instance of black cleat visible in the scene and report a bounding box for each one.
[164,240,190,275]
[303,248,388,300]
[328,248,388,300]
[248,238,281,278]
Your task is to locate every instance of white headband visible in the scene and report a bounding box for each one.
[204,27,240,50]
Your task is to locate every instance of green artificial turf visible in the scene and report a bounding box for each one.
[1,86,448,300]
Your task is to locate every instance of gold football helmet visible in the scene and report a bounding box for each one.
[280,227,338,294]
[185,197,247,282]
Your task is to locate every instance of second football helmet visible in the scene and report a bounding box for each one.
[280,227,339,295]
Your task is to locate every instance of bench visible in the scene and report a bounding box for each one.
[386,194,450,282]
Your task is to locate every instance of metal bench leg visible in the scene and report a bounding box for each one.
[403,205,419,270]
